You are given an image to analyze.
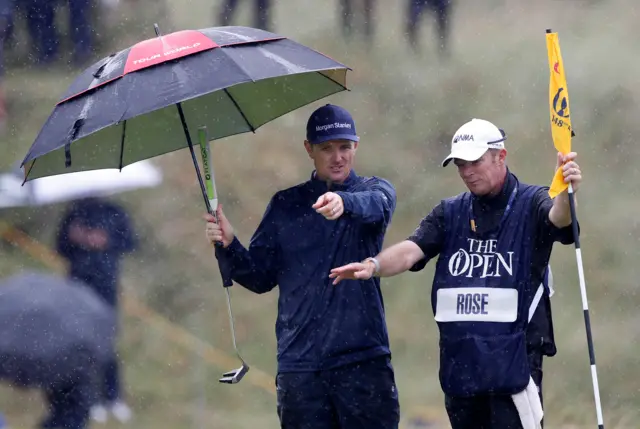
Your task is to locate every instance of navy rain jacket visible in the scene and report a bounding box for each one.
[216,170,396,373]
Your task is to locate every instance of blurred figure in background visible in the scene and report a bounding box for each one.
[0,271,118,429]
[39,376,95,429]
[217,0,272,32]
[67,0,94,65]
[56,196,137,424]
[406,0,452,57]
[338,0,376,46]
[0,0,12,131]
[20,0,58,65]
[15,0,94,66]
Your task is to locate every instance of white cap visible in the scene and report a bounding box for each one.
[441,118,507,167]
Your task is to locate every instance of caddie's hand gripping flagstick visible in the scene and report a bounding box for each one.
[198,126,250,384]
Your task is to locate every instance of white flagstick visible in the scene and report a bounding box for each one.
[567,180,604,429]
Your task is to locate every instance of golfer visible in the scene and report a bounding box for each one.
[330,118,583,429]
[204,104,400,429]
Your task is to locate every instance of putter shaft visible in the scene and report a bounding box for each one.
[225,287,246,364]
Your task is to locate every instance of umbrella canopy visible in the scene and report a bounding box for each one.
[0,271,116,388]
[21,25,351,181]
[0,160,162,208]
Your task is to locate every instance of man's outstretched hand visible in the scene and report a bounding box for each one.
[329,261,376,285]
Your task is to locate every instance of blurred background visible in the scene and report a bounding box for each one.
[0,0,639,427]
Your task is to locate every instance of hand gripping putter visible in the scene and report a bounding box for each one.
[198,126,250,384]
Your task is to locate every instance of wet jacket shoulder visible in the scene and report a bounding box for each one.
[334,175,396,226]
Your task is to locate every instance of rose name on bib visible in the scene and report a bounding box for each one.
[434,287,518,323]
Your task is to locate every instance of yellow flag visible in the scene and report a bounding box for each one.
[546,30,574,198]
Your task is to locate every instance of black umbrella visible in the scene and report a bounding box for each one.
[0,271,116,389]
[20,24,352,384]
[21,25,350,183]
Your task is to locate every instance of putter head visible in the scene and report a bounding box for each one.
[219,363,250,384]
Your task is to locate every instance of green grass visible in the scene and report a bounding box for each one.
[1,0,640,427]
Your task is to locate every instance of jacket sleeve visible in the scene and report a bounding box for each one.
[532,187,578,245]
[335,177,396,226]
[215,197,280,294]
[407,203,446,272]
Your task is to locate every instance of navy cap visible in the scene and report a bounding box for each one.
[306,104,359,144]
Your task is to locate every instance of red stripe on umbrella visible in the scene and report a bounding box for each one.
[124,30,219,74]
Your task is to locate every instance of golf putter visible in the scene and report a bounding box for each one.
[198,127,250,384]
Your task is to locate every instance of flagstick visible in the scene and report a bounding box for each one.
[567,181,604,429]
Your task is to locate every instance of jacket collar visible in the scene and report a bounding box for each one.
[475,168,517,209]
[308,169,358,191]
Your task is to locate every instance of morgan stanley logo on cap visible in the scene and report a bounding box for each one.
[306,104,360,145]
[441,118,507,167]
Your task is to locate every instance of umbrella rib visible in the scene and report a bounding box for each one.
[22,159,37,185]
[118,121,127,171]
[224,89,255,133]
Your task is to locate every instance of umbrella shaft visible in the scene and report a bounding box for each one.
[176,103,213,214]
